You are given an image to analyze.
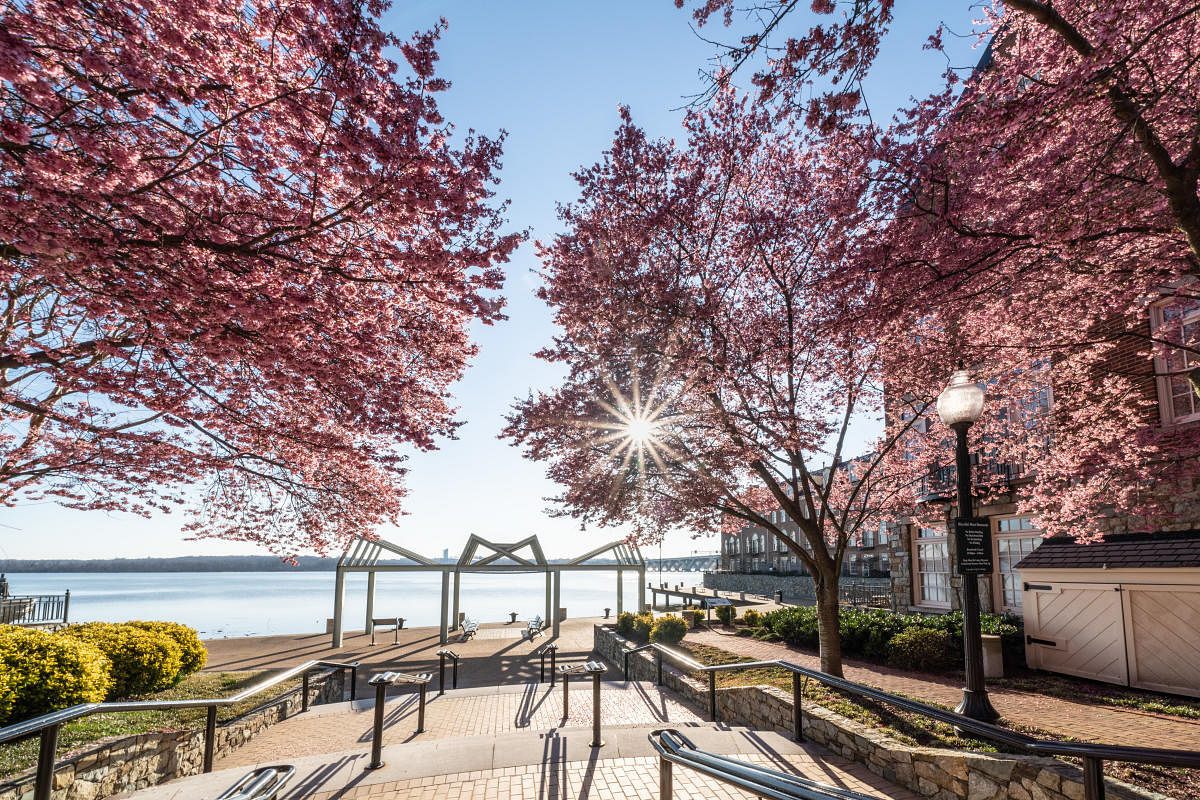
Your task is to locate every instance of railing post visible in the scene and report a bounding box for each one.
[34,724,59,800]
[367,678,387,770]
[708,670,717,722]
[792,672,803,742]
[1083,756,1105,800]
[417,683,427,734]
[659,755,673,800]
[623,650,630,682]
[453,654,458,689]
[589,669,604,747]
[301,670,310,713]
[439,651,447,695]
[562,672,569,718]
[203,705,217,772]
[350,665,358,701]
[551,648,557,686]
[62,590,70,624]
[656,649,663,686]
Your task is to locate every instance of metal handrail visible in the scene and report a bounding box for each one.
[623,641,1200,800]
[0,659,358,800]
[650,728,884,800]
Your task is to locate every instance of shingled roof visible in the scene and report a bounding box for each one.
[1015,530,1200,570]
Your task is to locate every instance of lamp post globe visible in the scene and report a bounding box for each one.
[938,363,1000,724]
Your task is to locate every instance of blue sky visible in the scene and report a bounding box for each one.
[0,1,983,561]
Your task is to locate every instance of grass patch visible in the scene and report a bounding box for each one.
[992,673,1200,720]
[0,671,301,778]
[681,642,1002,752]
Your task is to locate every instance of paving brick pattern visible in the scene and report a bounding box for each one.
[217,682,703,768]
[294,753,917,800]
[687,628,1200,750]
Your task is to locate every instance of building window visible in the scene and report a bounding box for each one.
[1153,297,1200,425]
[994,516,1043,610]
[915,527,950,607]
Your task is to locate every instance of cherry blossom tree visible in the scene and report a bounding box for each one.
[503,96,921,675]
[0,0,521,552]
[675,0,1200,540]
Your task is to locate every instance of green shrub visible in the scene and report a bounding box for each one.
[616,611,637,637]
[740,608,762,627]
[0,626,111,723]
[766,606,819,649]
[65,623,183,698]
[649,615,688,645]
[715,604,735,625]
[633,612,655,641]
[126,621,207,676]
[886,628,952,672]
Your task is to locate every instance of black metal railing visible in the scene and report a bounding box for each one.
[0,592,70,625]
[0,659,358,800]
[436,649,459,695]
[620,642,1200,800]
[650,728,884,800]
[916,461,1025,504]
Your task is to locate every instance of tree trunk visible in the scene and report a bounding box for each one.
[814,572,844,677]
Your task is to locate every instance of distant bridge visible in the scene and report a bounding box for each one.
[644,553,719,572]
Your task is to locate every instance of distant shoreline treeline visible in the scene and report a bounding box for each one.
[0,555,625,573]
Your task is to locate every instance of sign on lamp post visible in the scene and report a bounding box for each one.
[954,518,993,575]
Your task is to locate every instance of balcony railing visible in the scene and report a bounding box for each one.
[916,461,1025,504]
[0,593,70,626]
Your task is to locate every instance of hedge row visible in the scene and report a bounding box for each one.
[750,606,1024,672]
[0,621,208,724]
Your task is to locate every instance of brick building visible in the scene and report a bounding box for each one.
[718,512,891,578]
[887,296,1200,617]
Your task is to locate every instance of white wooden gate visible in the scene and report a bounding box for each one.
[1023,581,1200,697]
[1022,582,1128,686]
[1122,584,1200,697]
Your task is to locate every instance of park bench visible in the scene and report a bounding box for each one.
[369,617,404,646]
[525,614,544,639]
[459,615,479,639]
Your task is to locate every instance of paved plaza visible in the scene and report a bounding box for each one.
[154,610,926,800]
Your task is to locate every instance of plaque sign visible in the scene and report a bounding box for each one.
[954,517,993,575]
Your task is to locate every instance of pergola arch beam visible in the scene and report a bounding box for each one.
[331,533,646,647]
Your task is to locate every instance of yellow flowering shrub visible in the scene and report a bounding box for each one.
[126,621,207,676]
[64,623,182,698]
[0,626,111,723]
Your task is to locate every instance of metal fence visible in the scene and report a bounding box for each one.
[0,593,69,625]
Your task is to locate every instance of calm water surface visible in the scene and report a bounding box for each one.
[8,570,701,638]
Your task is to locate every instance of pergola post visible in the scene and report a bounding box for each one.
[616,568,624,615]
[439,570,450,645]
[545,571,552,627]
[638,566,646,612]
[452,570,461,627]
[364,570,376,635]
[552,569,561,638]
[332,567,346,648]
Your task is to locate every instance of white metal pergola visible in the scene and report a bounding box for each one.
[331,534,646,646]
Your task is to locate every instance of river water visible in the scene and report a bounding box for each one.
[6,570,702,639]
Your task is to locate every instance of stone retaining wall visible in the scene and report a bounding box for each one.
[593,625,1170,800]
[0,669,347,800]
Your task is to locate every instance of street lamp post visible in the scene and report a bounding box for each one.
[937,364,1000,724]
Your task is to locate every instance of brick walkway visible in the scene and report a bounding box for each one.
[687,628,1200,750]
[217,681,704,768]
